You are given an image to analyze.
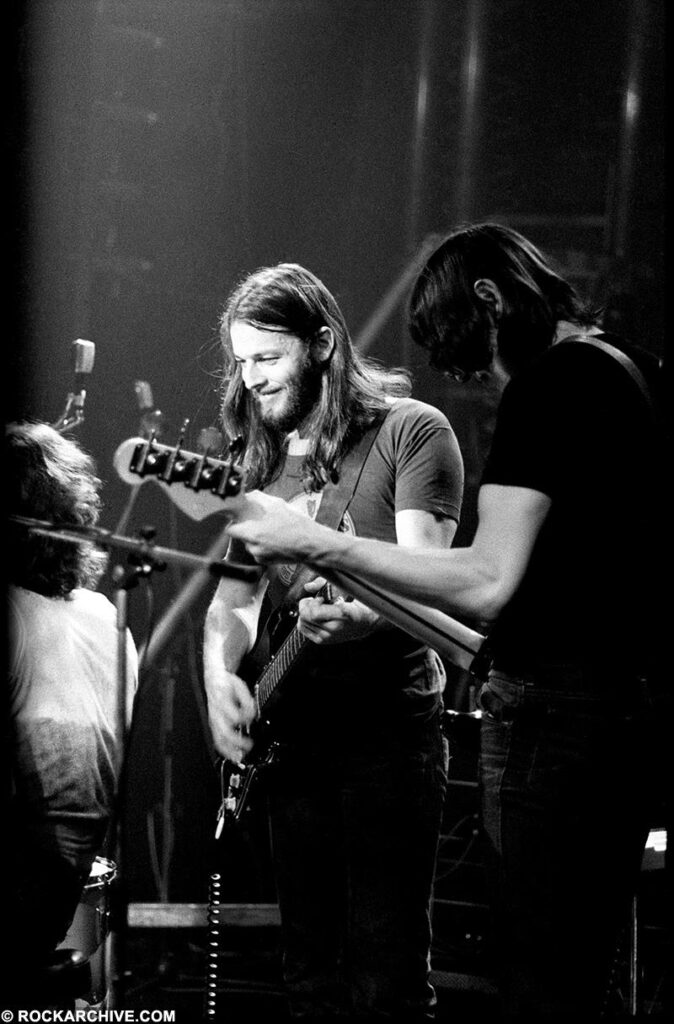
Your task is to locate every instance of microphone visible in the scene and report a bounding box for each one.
[134,380,164,438]
[51,339,95,433]
[72,338,95,413]
[113,380,164,534]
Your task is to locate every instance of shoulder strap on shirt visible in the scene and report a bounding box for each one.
[556,333,656,416]
[265,408,392,611]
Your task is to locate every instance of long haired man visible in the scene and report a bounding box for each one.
[204,262,464,1022]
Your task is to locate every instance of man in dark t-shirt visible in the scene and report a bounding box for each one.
[204,263,463,1021]
[482,333,661,678]
[226,395,462,736]
[224,225,667,1019]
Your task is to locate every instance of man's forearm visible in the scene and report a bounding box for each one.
[203,606,250,688]
[225,491,497,622]
[306,528,493,622]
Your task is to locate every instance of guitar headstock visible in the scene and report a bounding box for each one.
[113,430,246,520]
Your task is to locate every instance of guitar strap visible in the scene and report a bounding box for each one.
[556,333,658,419]
[264,408,391,614]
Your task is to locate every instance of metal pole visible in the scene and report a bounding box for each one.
[452,0,486,226]
[407,0,436,248]
[628,892,639,1015]
[610,0,648,260]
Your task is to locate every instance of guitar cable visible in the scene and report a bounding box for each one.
[203,870,222,1021]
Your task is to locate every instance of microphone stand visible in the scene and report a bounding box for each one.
[50,390,87,434]
[109,555,147,1009]
[9,517,260,585]
[8,516,261,1007]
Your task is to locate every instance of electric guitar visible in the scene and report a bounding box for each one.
[214,579,335,830]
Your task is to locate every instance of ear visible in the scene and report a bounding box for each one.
[310,326,335,364]
[473,278,504,317]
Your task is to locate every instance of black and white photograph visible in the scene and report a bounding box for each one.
[3,1,668,1020]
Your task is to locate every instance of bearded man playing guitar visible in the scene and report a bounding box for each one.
[203,262,464,1022]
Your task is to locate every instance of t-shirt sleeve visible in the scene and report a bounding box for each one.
[385,400,464,521]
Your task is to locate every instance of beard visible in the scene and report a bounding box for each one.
[253,356,323,434]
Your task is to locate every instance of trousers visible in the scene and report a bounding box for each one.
[477,670,660,1020]
[267,706,448,1021]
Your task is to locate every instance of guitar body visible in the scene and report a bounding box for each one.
[221,600,310,826]
[221,738,282,828]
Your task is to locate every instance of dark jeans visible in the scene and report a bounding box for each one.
[267,708,448,1021]
[477,670,660,1020]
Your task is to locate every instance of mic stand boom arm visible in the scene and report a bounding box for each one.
[8,516,262,584]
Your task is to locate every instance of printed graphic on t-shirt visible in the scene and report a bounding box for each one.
[276,489,356,587]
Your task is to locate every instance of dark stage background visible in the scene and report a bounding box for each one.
[4,0,667,1004]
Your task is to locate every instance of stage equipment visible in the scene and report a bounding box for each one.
[56,856,117,1009]
[51,339,96,434]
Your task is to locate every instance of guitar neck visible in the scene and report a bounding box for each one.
[323,568,485,672]
[255,623,308,715]
[253,571,486,714]
[254,581,336,714]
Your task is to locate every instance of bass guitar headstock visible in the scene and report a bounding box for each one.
[113,426,246,521]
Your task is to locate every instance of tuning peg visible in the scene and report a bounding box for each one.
[178,418,190,446]
[228,436,244,461]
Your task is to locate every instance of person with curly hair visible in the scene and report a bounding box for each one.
[3,421,138,1004]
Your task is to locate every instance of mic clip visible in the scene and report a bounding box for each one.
[51,389,87,434]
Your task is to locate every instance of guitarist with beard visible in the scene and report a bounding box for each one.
[203,262,464,1023]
